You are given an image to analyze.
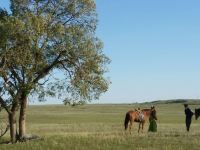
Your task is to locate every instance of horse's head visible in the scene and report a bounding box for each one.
[195,108,200,120]
[151,108,157,120]
[148,105,157,120]
[142,108,157,120]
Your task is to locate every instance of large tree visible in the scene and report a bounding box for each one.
[0,0,110,143]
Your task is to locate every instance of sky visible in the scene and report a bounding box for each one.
[1,0,200,104]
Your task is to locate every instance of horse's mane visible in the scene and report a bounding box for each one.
[141,108,151,112]
[128,108,153,115]
[142,108,151,111]
[141,108,155,117]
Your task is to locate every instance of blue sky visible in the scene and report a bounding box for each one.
[1,1,200,103]
[96,0,200,103]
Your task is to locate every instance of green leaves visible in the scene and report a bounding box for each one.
[0,0,110,105]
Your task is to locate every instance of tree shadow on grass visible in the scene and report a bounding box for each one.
[0,135,44,144]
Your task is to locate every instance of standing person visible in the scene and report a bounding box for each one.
[148,106,157,132]
[184,104,194,132]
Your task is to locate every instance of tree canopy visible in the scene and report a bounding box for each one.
[0,0,110,143]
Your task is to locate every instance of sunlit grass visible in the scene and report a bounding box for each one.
[1,103,200,149]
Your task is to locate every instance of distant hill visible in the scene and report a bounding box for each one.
[142,99,200,105]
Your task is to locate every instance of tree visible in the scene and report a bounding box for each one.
[0,0,110,143]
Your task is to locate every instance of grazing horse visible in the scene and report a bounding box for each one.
[124,108,157,133]
[195,108,200,120]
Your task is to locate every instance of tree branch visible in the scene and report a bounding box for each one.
[10,66,22,83]
[59,61,73,80]
[2,76,15,98]
[37,75,51,86]
[0,96,11,114]
[33,54,61,84]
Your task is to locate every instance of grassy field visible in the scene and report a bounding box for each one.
[1,103,200,150]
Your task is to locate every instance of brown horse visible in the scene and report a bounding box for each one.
[124,108,157,133]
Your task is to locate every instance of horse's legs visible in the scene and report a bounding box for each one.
[141,122,144,133]
[129,120,132,134]
[138,123,141,133]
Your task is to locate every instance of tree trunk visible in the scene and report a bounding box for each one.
[9,112,17,143]
[19,94,28,139]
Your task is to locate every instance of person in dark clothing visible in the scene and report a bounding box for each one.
[148,106,157,132]
[184,104,194,132]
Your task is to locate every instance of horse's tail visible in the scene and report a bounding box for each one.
[124,112,130,130]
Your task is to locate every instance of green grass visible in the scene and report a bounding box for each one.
[1,103,200,150]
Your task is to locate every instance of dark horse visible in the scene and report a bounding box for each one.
[124,108,157,133]
[195,108,200,120]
